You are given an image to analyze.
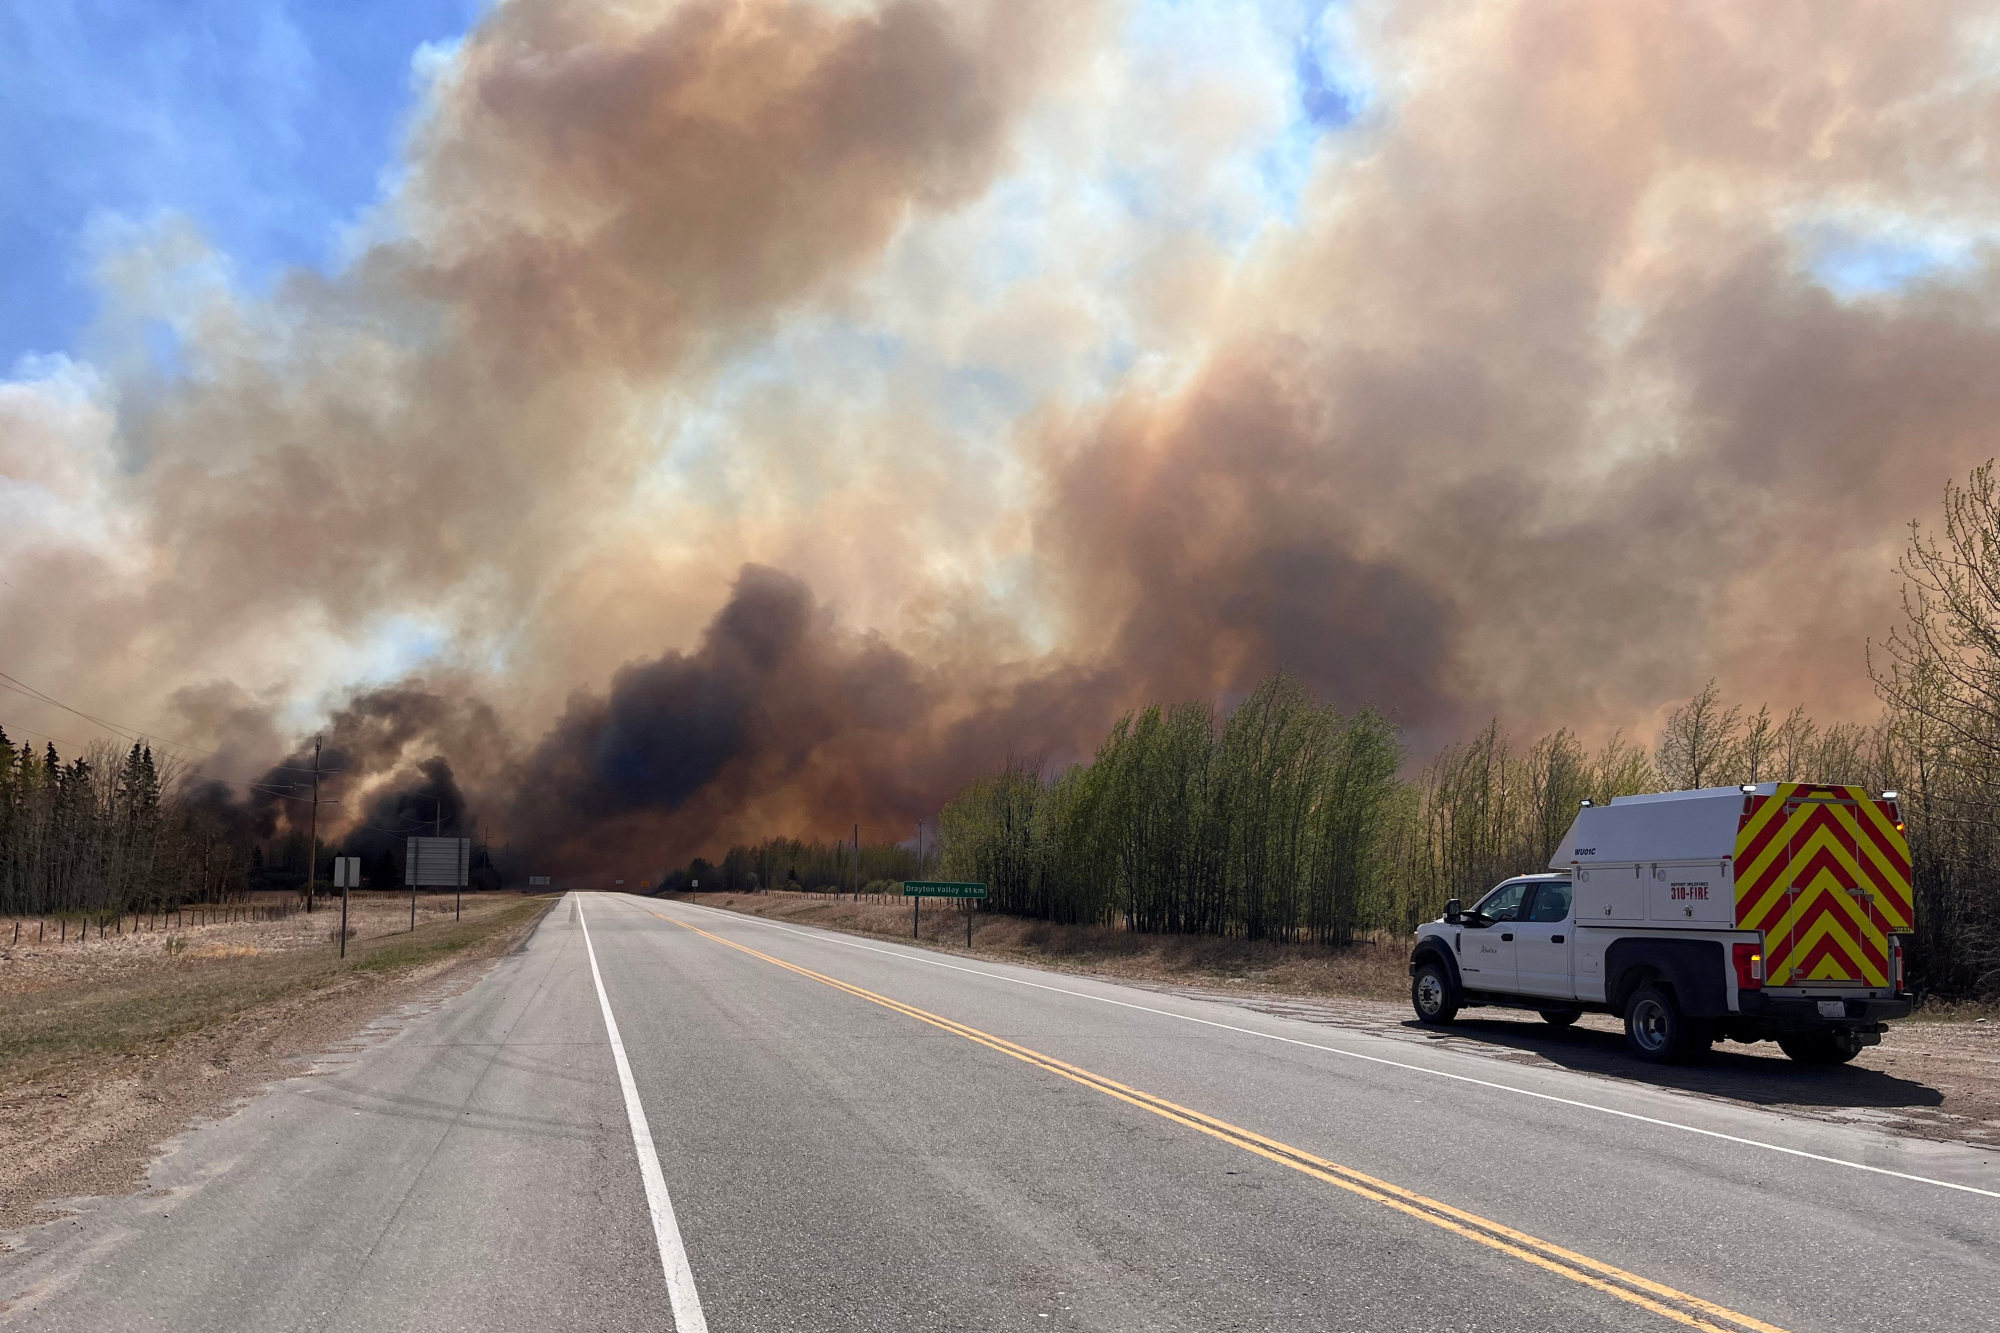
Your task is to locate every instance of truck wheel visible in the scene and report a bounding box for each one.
[1538,1010,1580,1028]
[1412,961,1460,1025]
[1623,984,1707,1063]
[1777,1032,1862,1065]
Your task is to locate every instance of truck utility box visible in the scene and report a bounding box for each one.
[1408,784,1915,1063]
[1554,783,1912,987]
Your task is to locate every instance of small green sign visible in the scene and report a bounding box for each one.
[902,881,988,899]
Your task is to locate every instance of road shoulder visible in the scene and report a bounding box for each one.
[671,891,2000,1152]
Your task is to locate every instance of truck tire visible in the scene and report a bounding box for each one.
[1623,983,1709,1063]
[1778,1032,1862,1065]
[1411,961,1460,1025]
[1538,1010,1580,1028]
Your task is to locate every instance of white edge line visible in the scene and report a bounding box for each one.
[661,897,2000,1202]
[578,895,711,1332]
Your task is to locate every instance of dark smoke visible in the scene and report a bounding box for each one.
[336,756,474,886]
[506,566,937,871]
[243,684,507,863]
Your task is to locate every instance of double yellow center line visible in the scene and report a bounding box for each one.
[648,907,1792,1333]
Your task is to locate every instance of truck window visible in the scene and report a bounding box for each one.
[1525,882,1572,923]
[1473,881,1528,922]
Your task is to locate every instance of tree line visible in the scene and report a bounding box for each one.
[662,835,928,897]
[0,732,497,920]
[935,681,1402,942]
[0,734,257,917]
[919,666,1990,996]
[927,681,1619,948]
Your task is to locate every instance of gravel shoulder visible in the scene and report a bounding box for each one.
[678,890,2000,1152]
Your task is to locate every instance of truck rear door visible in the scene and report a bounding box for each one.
[1513,882,1574,999]
[1776,794,1880,987]
[1738,784,1913,990]
[1858,797,1914,971]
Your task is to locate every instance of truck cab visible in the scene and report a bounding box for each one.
[1409,784,1915,1064]
[1436,873,1576,1000]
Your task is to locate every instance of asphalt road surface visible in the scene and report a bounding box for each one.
[4,893,1996,1332]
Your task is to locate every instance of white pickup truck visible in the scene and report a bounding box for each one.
[1407,783,1914,1063]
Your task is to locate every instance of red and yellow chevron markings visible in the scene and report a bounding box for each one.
[1734,785,1910,987]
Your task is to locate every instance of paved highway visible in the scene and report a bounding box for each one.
[4,893,1996,1331]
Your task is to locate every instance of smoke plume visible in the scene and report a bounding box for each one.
[7,0,2000,870]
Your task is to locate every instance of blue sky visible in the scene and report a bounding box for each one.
[0,0,484,367]
[0,0,1383,376]
[1803,229,1978,300]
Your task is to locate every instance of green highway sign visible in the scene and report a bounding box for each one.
[902,881,988,899]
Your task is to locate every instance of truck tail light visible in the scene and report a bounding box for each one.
[1890,936,1906,993]
[1732,942,1764,991]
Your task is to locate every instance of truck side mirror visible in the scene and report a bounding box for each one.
[1443,898,1461,924]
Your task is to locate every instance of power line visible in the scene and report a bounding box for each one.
[0,719,96,753]
[0,667,330,776]
[0,669,211,760]
[2,671,452,840]
[8,704,434,837]
[1,712,337,797]
[2,706,254,785]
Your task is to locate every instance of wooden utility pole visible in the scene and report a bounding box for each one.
[411,797,441,933]
[853,823,860,901]
[306,735,322,913]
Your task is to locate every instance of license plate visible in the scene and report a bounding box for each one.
[1817,999,1846,1018]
